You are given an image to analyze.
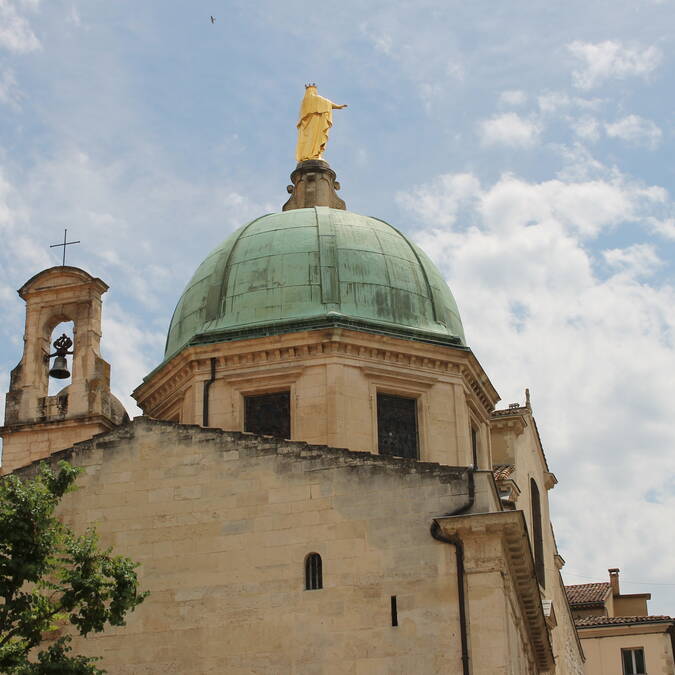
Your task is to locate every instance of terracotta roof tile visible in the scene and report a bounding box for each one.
[565,583,610,606]
[493,464,515,480]
[575,615,673,627]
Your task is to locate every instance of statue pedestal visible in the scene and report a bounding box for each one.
[282,160,346,211]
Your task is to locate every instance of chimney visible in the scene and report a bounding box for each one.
[608,568,620,596]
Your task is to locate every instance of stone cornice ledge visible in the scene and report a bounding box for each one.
[0,414,118,435]
[490,413,528,435]
[434,510,555,672]
[134,328,500,414]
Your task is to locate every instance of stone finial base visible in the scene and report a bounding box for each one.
[282,160,346,211]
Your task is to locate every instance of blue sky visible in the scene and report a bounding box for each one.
[1,0,674,613]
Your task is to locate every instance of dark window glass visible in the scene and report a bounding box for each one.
[635,649,645,673]
[622,648,646,675]
[530,479,545,588]
[471,426,479,468]
[377,393,418,459]
[244,391,290,439]
[305,553,322,590]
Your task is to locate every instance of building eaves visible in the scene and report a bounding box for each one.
[575,615,673,628]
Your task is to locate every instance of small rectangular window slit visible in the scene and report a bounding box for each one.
[391,595,398,627]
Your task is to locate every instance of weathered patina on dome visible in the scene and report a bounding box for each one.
[165,207,466,358]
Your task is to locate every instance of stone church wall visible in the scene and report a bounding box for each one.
[19,418,513,674]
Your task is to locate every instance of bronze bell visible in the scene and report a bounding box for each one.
[48,355,70,379]
[48,333,73,380]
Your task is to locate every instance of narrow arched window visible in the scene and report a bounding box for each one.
[530,479,545,588]
[305,553,322,590]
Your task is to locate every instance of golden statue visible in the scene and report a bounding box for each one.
[295,84,347,163]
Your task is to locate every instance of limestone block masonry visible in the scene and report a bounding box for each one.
[13,417,553,675]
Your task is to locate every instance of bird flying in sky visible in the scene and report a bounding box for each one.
[210,16,216,24]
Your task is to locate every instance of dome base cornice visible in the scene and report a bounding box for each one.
[135,326,498,423]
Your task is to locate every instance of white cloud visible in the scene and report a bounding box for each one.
[605,114,662,149]
[101,304,165,416]
[603,243,662,278]
[360,22,392,55]
[499,89,526,106]
[554,143,615,182]
[538,92,605,119]
[396,173,481,227]
[0,168,50,269]
[647,217,675,240]
[481,173,655,239]
[478,113,541,148]
[568,40,662,90]
[358,15,465,108]
[572,116,600,142]
[398,168,675,604]
[0,0,40,53]
[399,166,666,241]
[538,91,572,114]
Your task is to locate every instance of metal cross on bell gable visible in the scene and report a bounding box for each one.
[49,228,80,266]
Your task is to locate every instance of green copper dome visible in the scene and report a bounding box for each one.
[165,207,466,358]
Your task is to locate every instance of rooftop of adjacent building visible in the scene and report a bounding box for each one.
[574,615,673,627]
[565,582,611,608]
[565,568,672,631]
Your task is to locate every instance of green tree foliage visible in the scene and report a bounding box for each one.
[0,461,147,674]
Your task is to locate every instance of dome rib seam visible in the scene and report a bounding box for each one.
[316,207,341,308]
[367,216,439,324]
[214,213,273,324]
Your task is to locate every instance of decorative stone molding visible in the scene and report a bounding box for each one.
[135,328,499,417]
[490,413,527,436]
